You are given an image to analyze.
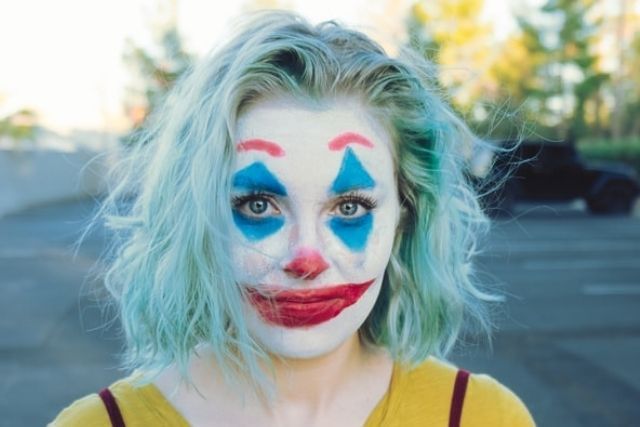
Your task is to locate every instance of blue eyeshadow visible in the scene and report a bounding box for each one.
[328,213,373,251]
[330,147,375,194]
[232,211,284,241]
[232,162,287,196]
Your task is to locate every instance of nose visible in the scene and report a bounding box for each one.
[283,248,329,280]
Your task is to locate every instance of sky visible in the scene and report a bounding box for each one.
[0,0,517,135]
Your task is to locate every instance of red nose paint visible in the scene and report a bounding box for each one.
[247,279,375,328]
[283,249,329,280]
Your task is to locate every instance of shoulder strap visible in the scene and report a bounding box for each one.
[449,369,470,427]
[98,388,126,427]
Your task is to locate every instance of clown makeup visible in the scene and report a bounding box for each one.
[230,96,401,359]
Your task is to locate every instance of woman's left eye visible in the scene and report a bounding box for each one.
[338,201,361,217]
[334,194,377,218]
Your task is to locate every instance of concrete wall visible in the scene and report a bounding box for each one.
[0,147,111,217]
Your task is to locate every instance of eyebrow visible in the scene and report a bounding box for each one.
[331,147,375,193]
[236,139,286,157]
[232,162,288,196]
[328,132,374,151]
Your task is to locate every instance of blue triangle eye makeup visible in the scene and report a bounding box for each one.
[232,162,288,196]
[328,148,376,251]
[231,150,376,250]
[232,162,286,241]
[330,147,375,194]
[232,211,284,241]
[328,214,373,251]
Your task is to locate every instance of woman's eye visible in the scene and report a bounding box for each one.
[248,199,268,214]
[334,195,376,219]
[339,201,360,217]
[233,195,280,218]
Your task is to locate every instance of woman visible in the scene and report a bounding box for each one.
[52,11,534,426]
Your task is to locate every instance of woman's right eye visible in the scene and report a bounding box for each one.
[232,195,281,218]
[247,199,268,214]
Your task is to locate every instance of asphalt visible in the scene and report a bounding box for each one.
[1,198,639,426]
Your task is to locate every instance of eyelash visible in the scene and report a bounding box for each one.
[335,192,378,210]
[230,191,378,212]
[231,191,275,209]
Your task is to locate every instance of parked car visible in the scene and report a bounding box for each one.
[474,140,640,215]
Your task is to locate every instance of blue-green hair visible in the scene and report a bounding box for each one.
[99,10,496,395]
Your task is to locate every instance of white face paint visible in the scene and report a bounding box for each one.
[231,96,400,359]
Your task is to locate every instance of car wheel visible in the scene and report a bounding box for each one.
[587,182,636,215]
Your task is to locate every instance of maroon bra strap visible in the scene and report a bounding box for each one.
[98,388,126,427]
[449,369,470,427]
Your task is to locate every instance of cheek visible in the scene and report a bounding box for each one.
[366,223,396,266]
[230,227,289,283]
[231,245,268,283]
[329,211,398,277]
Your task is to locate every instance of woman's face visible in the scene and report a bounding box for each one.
[231,96,400,359]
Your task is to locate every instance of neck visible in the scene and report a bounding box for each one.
[268,333,365,408]
[154,335,392,426]
[258,333,390,426]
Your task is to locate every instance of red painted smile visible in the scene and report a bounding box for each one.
[246,279,376,328]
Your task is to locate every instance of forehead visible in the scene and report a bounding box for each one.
[234,96,395,177]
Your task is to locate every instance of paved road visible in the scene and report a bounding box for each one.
[452,204,640,426]
[1,199,639,426]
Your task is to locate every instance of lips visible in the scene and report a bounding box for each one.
[246,279,375,328]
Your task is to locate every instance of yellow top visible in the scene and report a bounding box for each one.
[50,358,535,426]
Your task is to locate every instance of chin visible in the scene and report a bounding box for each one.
[262,327,353,360]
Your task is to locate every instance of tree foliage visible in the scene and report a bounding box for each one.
[406,0,634,141]
[124,25,193,129]
[490,0,608,139]
[484,18,551,138]
[542,0,608,138]
[409,0,494,111]
[622,32,640,135]
[123,1,640,143]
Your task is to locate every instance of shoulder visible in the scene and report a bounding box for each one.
[49,374,189,427]
[48,391,110,427]
[463,372,535,426]
[48,376,151,427]
[398,358,535,426]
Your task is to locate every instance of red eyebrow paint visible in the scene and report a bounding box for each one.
[237,139,286,157]
[328,132,374,151]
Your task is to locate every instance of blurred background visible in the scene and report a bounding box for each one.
[1,0,639,425]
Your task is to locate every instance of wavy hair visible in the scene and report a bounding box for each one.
[99,10,496,395]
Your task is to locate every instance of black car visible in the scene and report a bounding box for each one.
[475,140,640,215]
